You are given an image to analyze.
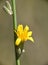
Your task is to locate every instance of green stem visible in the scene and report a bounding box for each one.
[11,0,20,65]
[12,0,17,29]
[16,58,21,65]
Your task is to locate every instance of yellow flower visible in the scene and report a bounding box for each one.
[15,24,34,46]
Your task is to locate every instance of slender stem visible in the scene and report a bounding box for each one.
[12,0,17,29]
[11,0,21,65]
[16,58,20,65]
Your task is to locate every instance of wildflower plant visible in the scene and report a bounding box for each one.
[3,0,34,65]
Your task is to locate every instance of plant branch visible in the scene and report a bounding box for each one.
[11,0,21,65]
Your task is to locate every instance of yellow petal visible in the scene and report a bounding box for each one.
[15,38,21,46]
[17,24,23,32]
[24,25,29,32]
[28,37,34,43]
[27,31,32,37]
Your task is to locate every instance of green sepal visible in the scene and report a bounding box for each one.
[14,31,24,59]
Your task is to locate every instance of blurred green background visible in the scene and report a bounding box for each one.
[0,0,48,65]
